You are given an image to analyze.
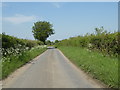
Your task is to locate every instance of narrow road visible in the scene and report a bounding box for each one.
[3,48,104,88]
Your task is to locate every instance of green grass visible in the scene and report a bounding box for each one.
[59,46,118,88]
[1,46,46,80]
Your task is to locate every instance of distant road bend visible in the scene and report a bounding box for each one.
[3,48,104,88]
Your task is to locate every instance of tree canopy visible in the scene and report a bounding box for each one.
[32,21,54,43]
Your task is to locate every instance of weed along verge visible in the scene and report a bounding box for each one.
[2,46,47,80]
[58,46,118,88]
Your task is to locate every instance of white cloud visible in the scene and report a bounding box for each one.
[3,14,37,24]
[52,3,60,8]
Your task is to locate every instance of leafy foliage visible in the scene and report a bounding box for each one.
[54,40,59,43]
[2,46,46,79]
[1,33,46,79]
[2,33,44,57]
[56,27,119,57]
[32,21,54,43]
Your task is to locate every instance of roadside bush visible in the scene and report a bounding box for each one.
[2,46,46,79]
[56,27,119,57]
[2,33,44,57]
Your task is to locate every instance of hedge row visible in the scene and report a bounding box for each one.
[56,27,119,57]
[2,33,44,49]
[1,33,44,57]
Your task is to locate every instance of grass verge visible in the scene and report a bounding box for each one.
[59,46,118,88]
[1,46,46,80]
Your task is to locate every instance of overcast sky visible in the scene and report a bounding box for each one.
[2,2,118,41]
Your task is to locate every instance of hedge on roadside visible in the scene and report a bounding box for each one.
[56,27,119,57]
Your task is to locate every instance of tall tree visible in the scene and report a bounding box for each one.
[55,40,59,43]
[32,21,54,43]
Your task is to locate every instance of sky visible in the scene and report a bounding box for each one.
[2,2,118,41]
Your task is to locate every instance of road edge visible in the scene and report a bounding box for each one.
[57,48,108,88]
[2,50,48,88]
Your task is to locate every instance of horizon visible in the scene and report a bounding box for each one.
[2,2,118,41]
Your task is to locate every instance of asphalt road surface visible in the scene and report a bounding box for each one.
[3,48,104,88]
